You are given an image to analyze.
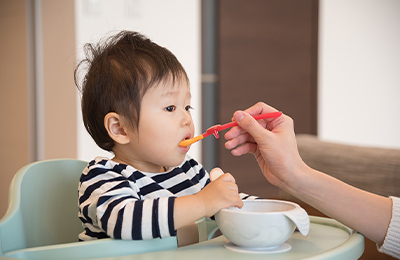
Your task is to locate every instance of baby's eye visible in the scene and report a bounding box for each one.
[165,105,176,112]
[185,105,193,112]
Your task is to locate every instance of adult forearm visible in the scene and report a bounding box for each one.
[287,167,392,245]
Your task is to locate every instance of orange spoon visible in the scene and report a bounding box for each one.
[179,111,282,147]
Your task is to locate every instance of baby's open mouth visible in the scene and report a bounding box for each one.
[179,134,193,147]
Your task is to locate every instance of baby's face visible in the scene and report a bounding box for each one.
[125,78,195,172]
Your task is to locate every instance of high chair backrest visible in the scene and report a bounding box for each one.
[0,159,88,253]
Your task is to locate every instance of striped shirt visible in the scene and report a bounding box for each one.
[78,155,257,241]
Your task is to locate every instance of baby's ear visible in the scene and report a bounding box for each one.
[104,112,130,144]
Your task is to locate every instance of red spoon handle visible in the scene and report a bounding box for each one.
[203,111,282,138]
[218,111,282,131]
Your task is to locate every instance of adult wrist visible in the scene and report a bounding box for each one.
[283,162,314,198]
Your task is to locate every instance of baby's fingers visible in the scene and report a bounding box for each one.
[218,172,236,184]
[220,188,243,209]
[234,197,244,209]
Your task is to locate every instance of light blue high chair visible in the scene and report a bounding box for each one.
[0,159,181,259]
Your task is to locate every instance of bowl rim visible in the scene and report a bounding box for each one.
[218,199,301,215]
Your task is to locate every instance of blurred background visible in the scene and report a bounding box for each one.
[1,0,399,230]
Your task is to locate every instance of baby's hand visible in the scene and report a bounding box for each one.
[195,168,243,217]
[210,167,224,181]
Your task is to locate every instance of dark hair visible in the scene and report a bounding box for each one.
[75,31,189,151]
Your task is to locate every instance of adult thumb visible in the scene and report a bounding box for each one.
[233,111,270,141]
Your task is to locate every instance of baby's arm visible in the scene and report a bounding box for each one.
[95,172,242,237]
[173,173,243,230]
[81,162,242,240]
[96,194,175,240]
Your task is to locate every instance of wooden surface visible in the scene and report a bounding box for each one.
[217,0,318,199]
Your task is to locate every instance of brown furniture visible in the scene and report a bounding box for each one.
[216,0,319,199]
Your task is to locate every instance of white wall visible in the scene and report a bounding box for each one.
[318,0,400,149]
[75,0,201,162]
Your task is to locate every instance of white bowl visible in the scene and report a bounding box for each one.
[215,199,309,249]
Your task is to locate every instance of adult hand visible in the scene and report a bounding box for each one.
[224,102,393,247]
[224,102,306,192]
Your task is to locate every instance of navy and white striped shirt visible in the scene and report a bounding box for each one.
[78,155,256,241]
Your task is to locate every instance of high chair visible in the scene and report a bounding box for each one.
[0,159,178,259]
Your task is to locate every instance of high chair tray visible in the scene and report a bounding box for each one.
[99,216,364,260]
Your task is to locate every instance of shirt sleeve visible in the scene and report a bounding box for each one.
[240,193,261,200]
[377,196,400,259]
[97,190,176,240]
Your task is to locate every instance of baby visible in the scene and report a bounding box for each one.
[75,31,252,242]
